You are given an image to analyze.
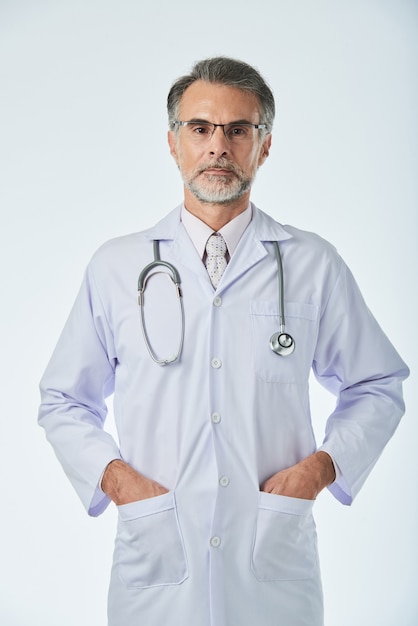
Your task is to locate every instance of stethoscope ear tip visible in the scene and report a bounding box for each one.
[269,332,295,356]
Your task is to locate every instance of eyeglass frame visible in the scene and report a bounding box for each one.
[172,120,268,143]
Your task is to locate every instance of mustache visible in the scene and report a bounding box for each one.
[197,159,241,175]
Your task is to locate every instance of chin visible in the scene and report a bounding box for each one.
[187,181,251,205]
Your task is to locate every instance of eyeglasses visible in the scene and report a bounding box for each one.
[173,120,267,144]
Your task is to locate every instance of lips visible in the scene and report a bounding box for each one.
[204,168,234,175]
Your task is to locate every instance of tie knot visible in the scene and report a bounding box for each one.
[205,233,227,257]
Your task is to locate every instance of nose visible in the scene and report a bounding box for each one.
[208,125,230,157]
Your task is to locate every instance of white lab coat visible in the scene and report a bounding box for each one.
[38,204,408,626]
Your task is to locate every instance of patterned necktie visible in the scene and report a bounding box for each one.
[205,233,227,288]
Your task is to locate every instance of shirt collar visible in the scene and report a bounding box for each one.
[181,204,252,259]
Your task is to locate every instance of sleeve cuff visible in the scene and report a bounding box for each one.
[317,447,341,482]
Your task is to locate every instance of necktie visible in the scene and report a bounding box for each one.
[205,233,227,288]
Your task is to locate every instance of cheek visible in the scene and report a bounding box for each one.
[254,147,267,169]
[243,152,262,173]
[179,146,206,172]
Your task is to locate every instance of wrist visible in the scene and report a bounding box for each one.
[314,451,336,489]
[101,459,130,501]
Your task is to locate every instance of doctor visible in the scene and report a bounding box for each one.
[38,57,409,626]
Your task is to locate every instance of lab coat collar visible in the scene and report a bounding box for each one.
[143,203,293,295]
[145,203,293,244]
[145,205,183,241]
[251,204,293,243]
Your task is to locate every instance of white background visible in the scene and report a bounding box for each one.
[0,1,417,624]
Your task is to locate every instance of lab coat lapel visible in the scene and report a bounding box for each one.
[218,227,267,291]
[172,226,213,286]
[216,207,293,293]
[145,205,212,287]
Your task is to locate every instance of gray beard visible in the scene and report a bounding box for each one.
[184,173,253,204]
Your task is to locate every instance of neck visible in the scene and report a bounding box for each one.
[183,188,251,231]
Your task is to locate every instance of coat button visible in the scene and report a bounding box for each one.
[211,412,221,424]
[213,296,222,307]
[211,358,222,369]
[219,475,230,487]
[210,536,221,548]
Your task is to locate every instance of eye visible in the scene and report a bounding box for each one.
[188,123,212,135]
[226,124,251,139]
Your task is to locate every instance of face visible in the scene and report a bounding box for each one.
[168,81,271,206]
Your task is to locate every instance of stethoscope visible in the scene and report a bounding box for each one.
[137,240,295,366]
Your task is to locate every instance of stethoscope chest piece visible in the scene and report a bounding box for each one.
[270,331,295,357]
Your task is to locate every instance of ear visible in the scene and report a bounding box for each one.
[258,133,272,167]
[168,130,179,163]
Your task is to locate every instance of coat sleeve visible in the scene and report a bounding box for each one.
[38,261,122,517]
[313,260,409,505]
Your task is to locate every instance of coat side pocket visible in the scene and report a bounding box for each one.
[251,492,319,581]
[116,491,188,589]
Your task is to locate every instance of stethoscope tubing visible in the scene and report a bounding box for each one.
[138,240,181,294]
[272,240,286,334]
[138,240,184,365]
[137,238,295,365]
[269,241,295,356]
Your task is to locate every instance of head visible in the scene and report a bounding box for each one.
[167,58,275,211]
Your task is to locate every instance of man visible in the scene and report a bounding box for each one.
[38,57,408,626]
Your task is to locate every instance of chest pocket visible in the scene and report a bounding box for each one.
[250,300,318,383]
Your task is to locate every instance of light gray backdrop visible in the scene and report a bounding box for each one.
[0,1,416,624]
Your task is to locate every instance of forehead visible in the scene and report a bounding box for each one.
[178,80,261,123]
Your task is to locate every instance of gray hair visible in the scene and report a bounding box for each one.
[167,57,275,134]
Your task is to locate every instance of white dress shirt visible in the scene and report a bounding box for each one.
[181,204,252,260]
